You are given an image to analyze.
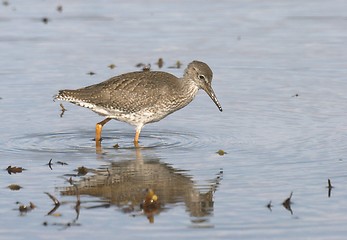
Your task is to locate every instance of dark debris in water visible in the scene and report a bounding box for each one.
[135,62,146,68]
[7,184,22,191]
[136,63,151,72]
[113,143,120,149]
[60,176,76,186]
[47,158,53,170]
[216,149,227,156]
[41,17,50,24]
[108,63,116,69]
[75,166,89,176]
[43,186,105,229]
[6,166,26,175]
[135,63,151,71]
[141,189,160,224]
[282,192,293,215]
[87,71,96,75]
[265,192,295,214]
[45,192,60,215]
[45,192,60,206]
[326,179,334,198]
[155,58,164,68]
[56,5,63,12]
[43,221,81,229]
[142,64,151,72]
[17,202,36,214]
[57,161,68,166]
[168,60,183,69]
[93,137,103,142]
[47,159,69,170]
[266,201,273,211]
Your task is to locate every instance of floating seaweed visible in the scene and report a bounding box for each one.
[7,166,25,175]
[216,149,227,156]
[76,166,89,176]
[17,202,36,214]
[7,184,22,191]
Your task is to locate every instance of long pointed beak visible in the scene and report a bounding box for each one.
[202,84,223,112]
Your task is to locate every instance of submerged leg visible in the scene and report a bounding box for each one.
[134,125,143,146]
[95,118,111,142]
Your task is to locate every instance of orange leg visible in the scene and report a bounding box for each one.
[133,126,142,146]
[95,118,111,143]
[134,129,140,144]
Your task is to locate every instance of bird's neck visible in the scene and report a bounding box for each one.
[178,77,199,104]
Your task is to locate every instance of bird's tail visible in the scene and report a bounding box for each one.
[53,89,99,111]
[53,90,78,102]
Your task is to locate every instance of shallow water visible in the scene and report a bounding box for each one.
[1,0,347,239]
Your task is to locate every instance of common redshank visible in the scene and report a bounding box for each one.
[54,60,222,144]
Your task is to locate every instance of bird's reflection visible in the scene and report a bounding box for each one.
[60,147,222,223]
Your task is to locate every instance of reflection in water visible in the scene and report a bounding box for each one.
[60,148,222,224]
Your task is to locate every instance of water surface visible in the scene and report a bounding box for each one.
[1,0,347,239]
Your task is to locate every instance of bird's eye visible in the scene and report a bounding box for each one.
[198,74,205,80]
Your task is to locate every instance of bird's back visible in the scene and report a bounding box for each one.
[56,71,183,114]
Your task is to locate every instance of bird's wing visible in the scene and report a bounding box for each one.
[56,71,181,113]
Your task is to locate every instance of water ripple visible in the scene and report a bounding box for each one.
[4,129,226,154]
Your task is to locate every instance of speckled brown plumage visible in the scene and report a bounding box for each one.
[55,60,222,144]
